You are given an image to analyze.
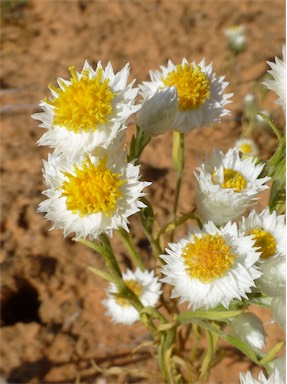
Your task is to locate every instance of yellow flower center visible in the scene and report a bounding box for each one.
[162,63,211,111]
[250,228,276,258]
[239,143,253,154]
[61,157,125,217]
[212,168,247,192]
[46,66,116,133]
[182,234,236,283]
[116,279,143,307]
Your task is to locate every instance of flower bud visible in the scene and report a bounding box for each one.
[271,294,286,331]
[136,87,178,136]
[256,257,286,297]
[230,312,266,349]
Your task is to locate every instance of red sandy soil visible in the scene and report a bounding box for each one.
[0,1,285,383]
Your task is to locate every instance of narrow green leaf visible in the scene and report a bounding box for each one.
[87,266,115,282]
[259,341,285,366]
[178,309,242,323]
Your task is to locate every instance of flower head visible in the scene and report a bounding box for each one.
[239,208,286,259]
[102,268,162,325]
[33,61,139,159]
[139,58,233,133]
[230,312,266,350]
[136,87,178,136]
[195,148,270,225]
[235,138,259,157]
[262,46,286,111]
[38,145,150,240]
[160,221,261,310]
[224,25,247,54]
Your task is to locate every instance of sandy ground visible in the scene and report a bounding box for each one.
[0,0,285,383]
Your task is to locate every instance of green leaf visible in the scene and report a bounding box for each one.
[178,309,242,323]
[140,197,155,235]
[194,320,262,365]
[87,266,115,282]
[259,341,285,366]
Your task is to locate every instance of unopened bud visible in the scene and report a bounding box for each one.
[230,312,266,349]
[137,87,178,136]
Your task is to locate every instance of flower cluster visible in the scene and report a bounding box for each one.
[35,48,286,383]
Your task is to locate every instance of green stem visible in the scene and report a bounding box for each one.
[257,112,283,143]
[117,228,145,271]
[198,329,214,382]
[171,131,185,242]
[139,209,163,262]
[78,235,143,311]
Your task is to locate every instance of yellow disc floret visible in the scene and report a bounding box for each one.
[162,63,211,111]
[182,234,236,283]
[212,168,247,192]
[239,143,253,154]
[250,228,276,258]
[61,157,125,217]
[116,280,143,307]
[46,67,116,133]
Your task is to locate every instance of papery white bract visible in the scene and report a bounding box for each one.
[230,312,266,350]
[160,221,261,310]
[102,268,162,325]
[262,46,286,111]
[139,58,233,132]
[136,87,178,136]
[240,368,285,384]
[195,148,270,225]
[33,61,139,159]
[38,146,150,240]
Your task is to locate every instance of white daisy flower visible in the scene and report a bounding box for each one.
[160,221,261,310]
[195,148,270,226]
[139,58,233,133]
[33,61,139,159]
[262,46,286,111]
[38,146,150,240]
[102,268,162,325]
[240,368,285,384]
[235,138,259,157]
[224,25,247,54]
[239,208,286,259]
[229,312,266,350]
[136,87,178,136]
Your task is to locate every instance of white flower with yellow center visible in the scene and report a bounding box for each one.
[235,138,259,157]
[224,25,247,54]
[102,268,162,325]
[240,368,285,384]
[38,147,150,240]
[160,221,261,310]
[33,61,139,159]
[239,208,286,259]
[262,45,286,111]
[139,58,233,132]
[195,148,270,226]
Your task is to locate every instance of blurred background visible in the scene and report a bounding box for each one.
[0,1,285,383]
